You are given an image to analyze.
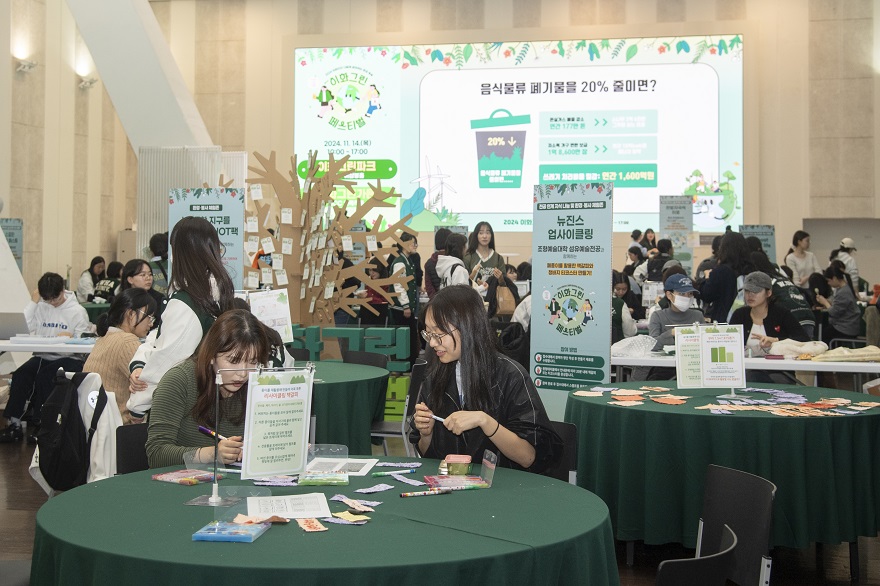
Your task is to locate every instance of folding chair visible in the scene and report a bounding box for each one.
[116,423,149,474]
[543,421,578,485]
[370,358,426,456]
[697,464,776,586]
[657,524,737,586]
[342,350,389,370]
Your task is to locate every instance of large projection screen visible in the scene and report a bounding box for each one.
[293,35,743,233]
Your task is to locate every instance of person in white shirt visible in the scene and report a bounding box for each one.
[832,237,859,286]
[783,230,821,288]
[1,272,90,443]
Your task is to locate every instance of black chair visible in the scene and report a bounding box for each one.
[543,421,577,484]
[115,424,149,474]
[342,350,389,370]
[286,346,310,361]
[697,464,776,586]
[656,524,737,586]
[371,358,427,456]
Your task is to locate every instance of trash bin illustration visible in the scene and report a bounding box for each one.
[470,109,531,189]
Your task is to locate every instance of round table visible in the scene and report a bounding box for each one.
[309,362,389,455]
[31,461,620,585]
[565,382,880,549]
[80,302,110,323]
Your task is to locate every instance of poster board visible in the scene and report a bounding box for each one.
[674,323,746,389]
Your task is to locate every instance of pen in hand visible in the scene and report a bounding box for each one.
[198,425,228,441]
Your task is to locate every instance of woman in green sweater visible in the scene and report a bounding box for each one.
[145,309,271,468]
[463,221,507,284]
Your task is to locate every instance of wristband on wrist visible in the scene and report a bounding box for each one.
[487,420,501,438]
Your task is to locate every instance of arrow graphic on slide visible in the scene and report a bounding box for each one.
[593,118,608,126]
[509,137,517,145]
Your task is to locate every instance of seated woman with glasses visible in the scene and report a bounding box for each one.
[83,288,158,424]
[409,285,562,473]
[120,258,167,326]
[145,310,271,468]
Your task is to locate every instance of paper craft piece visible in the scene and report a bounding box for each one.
[250,183,263,200]
[261,236,276,254]
[324,281,335,300]
[611,389,645,396]
[573,391,603,397]
[261,267,273,285]
[609,400,644,407]
[640,386,670,392]
[392,474,426,486]
[296,518,328,532]
[590,386,618,392]
[612,395,641,401]
[233,513,289,524]
[651,397,687,405]
[241,368,313,478]
[246,236,260,253]
[848,406,874,411]
[341,235,353,252]
[246,216,259,233]
[375,462,423,468]
[318,233,328,249]
[252,475,298,487]
[833,409,860,415]
[710,409,733,415]
[366,235,377,252]
[274,270,288,286]
[299,472,349,486]
[355,483,395,494]
[281,208,293,224]
[282,238,294,255]
[301,210,307,225]
[271,253,284,268]
[330,495,382,507]
[333,511,370,523]
[338,497,374,512]
[309,297,316,313]
[247,494,331,519]
[192,522,270,542]
[321,516,367,526]
[300,284,306,300]
[247,272,259,289]
[424,475,489,489]
[306,458,379,476]
[152,469,219,485]
[247,289,294,344]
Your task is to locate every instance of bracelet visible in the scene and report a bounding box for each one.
[486,420,501,438]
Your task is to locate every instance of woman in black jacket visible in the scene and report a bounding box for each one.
[698,231,755,322]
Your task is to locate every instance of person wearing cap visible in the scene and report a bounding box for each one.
[647,274,705,353]
[730,272,810,358]
[832,237,859,285]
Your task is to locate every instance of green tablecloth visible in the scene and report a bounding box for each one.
[31,461,619,585]
[310,362,388,455]
[565,382,880,549]
[80,302,110,323]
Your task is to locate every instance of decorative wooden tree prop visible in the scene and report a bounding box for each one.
[245,150,416,327]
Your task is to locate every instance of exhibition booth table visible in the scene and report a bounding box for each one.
[565,382,880,550]
[0,339,95,355]
[306,361,389,455]
[31,461,619,586]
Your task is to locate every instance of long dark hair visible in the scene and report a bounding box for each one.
[823,260,857,297]
[639,229,656,248]
[787,230,809,256]
[120,259,150,291]
[191,310,272,427]
[445,233,467,260]
[85,256,105,285]
[95,288,157,336]
[424,285,498,413]
[717,231,755,276]
[169,217,235,318]
[466,221,496,256]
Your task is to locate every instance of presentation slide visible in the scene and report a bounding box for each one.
[294,36,743,233]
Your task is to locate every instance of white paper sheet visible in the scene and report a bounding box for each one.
[247,494,330,519]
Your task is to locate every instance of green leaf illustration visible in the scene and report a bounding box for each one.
[600,39,611,50]
[430,49,444,62]
[575,40,587,51]
[625,44,638,62]
[463,43,473,62]
[557,40,565,57]
[718,39,728,55]
[676,40,691,54]
[515,43,531,65]
[403,51,417,66]
[588,42,600,61]
[610,40,625,57]
[454,45,464,68]
[729,35,742,49]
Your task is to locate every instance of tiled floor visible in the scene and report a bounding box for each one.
[1,431,878,584]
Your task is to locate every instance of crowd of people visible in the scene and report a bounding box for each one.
[2,218,562,477]
[616,227,870,382]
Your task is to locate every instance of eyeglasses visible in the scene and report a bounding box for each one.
[421,328,457,344]
[134,271,152,278]
[137,309,155,325]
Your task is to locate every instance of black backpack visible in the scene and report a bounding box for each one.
[37,370,107,491]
